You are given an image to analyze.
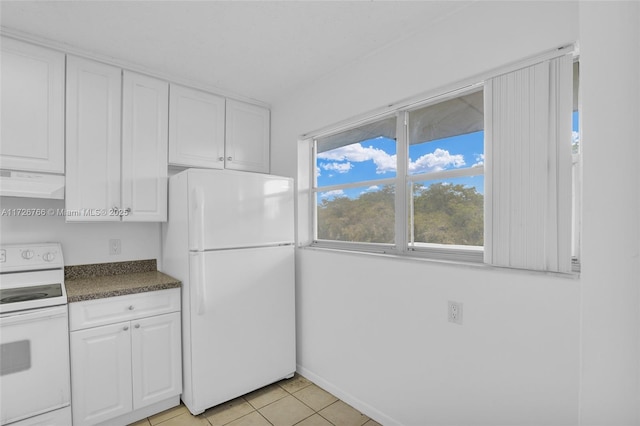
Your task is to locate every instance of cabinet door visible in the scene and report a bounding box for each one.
[122,71,168,222]
[66,56,121,222]
[70,322,133,426]
[225,99,270,173]
[0,37,64,173]
[169,84,225,169]
[131,312,181,410]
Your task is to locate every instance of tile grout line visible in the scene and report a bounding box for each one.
[315,400,343,426]
[255,408,276,426]
[279,382,343,426]
[135,374,375,426]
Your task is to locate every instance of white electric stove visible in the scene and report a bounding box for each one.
[0,243,71,426]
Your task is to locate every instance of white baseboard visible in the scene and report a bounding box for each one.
[296,364,401,426]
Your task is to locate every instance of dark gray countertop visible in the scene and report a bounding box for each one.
[65,259,181,303]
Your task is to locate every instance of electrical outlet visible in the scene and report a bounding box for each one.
[109,239,121,255]
[448,301,463,325]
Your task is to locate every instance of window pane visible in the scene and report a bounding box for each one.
[410,178,483,246]
[317,184,395,244]
[316,117,397,188]
[408,90,484,176]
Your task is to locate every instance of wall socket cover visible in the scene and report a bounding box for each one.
[448,301,463,325]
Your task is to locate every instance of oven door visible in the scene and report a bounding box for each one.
[0,305,71,425]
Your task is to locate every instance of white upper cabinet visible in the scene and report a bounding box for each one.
[168,84,225,169]
[66,57,168,222]
[225,99,270,173]
[169,86,270,173]
[122,71,169,222]
[0,37,65,173]
[66,56,122,222]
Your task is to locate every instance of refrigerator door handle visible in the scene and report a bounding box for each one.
[196,252,207,315]
[194,186,207,315]
[194,186,206,252]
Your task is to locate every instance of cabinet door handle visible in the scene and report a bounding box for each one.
[128,305,134,310]
[134,324,140,329]
[227,156,232,161]
[218,157,224,162]
[123,326,129,331]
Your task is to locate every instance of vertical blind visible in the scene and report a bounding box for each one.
[484,54,573,273]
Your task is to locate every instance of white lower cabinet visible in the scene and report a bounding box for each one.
[69,289,181,426]
[132,313,182,409]
[70,321,133,424]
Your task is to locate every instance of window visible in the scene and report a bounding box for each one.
[313,88,484,259]
[315,116,397,247]
[309,50,578,272]
[407,89,484,257]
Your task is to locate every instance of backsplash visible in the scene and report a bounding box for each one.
[64,259,156,280]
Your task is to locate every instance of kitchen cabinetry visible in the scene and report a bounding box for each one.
[0,37,65,173]
[225,99,270,173]
[66,56,168,222]
[65,56,121,222]
[168,84,226,169]
[169,85,270,173]
[122,71,169,222]
[69,289,181,426]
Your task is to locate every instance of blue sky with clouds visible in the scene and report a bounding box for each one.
[316,131,484,200]
[316,111,578,201]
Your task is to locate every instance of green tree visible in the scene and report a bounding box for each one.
[317,185,395,243]
[317,183,483,246]
[412,183,483,246]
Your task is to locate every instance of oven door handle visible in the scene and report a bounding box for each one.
[0,305,67,325]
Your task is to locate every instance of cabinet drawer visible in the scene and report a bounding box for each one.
[69,288,180,331]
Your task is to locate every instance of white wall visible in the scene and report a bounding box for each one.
[0,197,161,265]
[578,2,640,425]
[272,2,639,425]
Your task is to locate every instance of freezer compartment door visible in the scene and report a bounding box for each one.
[188,170,294,250]
[186,246,295,412]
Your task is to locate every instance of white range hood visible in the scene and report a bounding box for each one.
[0,170,65,199]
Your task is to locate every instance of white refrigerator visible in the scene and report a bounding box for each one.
[161,168,295,415]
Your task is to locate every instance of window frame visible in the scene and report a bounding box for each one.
[311,83,486,262]
[312,112,399,251]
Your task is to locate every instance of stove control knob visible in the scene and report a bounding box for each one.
[22,249,34,260]
[43,252,56,262]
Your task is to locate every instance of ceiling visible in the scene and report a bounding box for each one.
[0,1,471,105]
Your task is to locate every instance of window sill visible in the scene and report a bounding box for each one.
[300,244,580,279]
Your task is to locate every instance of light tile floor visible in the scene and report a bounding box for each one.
[130,374,382,426]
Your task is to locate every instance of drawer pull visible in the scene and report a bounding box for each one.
[123,326,129,331]
[128,305,134,310]
[134,324,140,329]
